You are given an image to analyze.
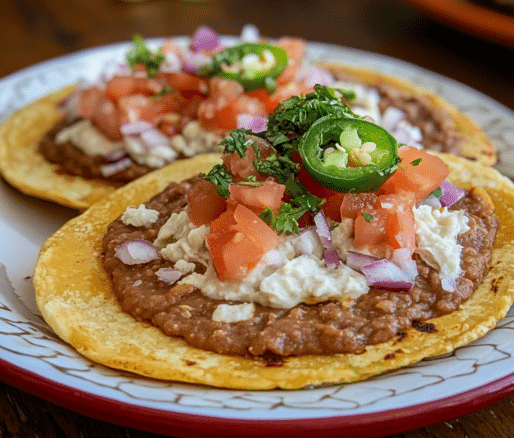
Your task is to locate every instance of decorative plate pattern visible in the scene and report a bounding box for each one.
[1,38,514,437]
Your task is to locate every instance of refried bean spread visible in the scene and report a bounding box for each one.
[101,179,498,357]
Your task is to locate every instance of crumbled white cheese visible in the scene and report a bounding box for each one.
[212,303,255,323]
[174,259,196,274]
[181,231,368,309]
[55,119,124,156]
[413,205,470,290]
[155,211,210,266]
[124,136,178,168]
[121,204,159,227]
[170,121,223,157]
[331,218,354,261]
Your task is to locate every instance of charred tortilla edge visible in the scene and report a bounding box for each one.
[33,153,514,390]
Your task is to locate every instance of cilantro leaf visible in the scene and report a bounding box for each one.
[264,85,359,153]
[126,35,164,78]
[198,164,233,197]
[252,154,300,184]
[220,129,255,157]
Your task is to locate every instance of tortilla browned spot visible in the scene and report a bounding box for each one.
[0,63,497,210]
[33,153,514,390]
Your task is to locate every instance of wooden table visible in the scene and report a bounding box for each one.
[1,0,514,437]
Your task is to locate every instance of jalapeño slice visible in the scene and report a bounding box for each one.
[298,116,400,193]
[200,42,288,92]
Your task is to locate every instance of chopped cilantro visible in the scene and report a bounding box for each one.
[198,164,233,197]
[220,129,255,157]
[410,158,423,166]
[253,154,300,184]
[361,212,373,223]
[264,85,360,154]
[126,35,164,78]
[431,187,443,198]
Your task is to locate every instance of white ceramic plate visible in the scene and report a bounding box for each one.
[2,38,514,438]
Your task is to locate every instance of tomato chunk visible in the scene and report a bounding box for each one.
[379,146,449,203]
[228,180,285,214]
[187,180,227,226]
[205,204,280,282]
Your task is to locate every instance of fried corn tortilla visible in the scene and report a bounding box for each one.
[33,153,514,390]
[1,64,496,210]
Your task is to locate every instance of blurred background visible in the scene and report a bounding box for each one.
[1,0,513,110]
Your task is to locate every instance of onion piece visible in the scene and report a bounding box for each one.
[100,157,132,177]
[160,51,183,73]
[240,24,260,42]
[120,121,153,136]
[236,113,268,132]
[390,248,418,282]
[140,128,170,149]
[361,259,413,291]
[313,211,340,269]
[190,26,221,53]
[381,107,405,132]
[99,60,131,83]
[346,251,379,273]
[181,50,212,75]
[58,91,81,122]
[441,277,457,293]
[156,268,183,285]
[115,240,159,265]
[313,211,332,248]
[295,64,334,87]
[324,248,340,270]
[103,147,127,162]
[440,180,466,207]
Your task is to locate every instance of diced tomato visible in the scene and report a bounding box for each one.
[223,136,275,182]
[352,192,416,256]
[90,96,122,140]
[197,78,267,131]
[118,94,152,125]
[275,38,306,85]
[353,207,389,249]
[187,180,228,226]
[198,95,266,131]
[340,193,378,219]
[228,180,286,214]
[158,72,208,95]
[322,192,345,222]
[378,192,417,253]
[205,204,280,282]
[378,146,449,203]
[139,92,185,124]
[104,76,161,103]
[246,82,314,114]
[78,87,103,119]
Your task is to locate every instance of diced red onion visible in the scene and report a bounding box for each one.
[381,107,405,132]
[313,211,340,268]
[295,64,334,87]
[313,211,332,248]
[190,26,221,53]
[156,268,183,285]
[103,147,127,162]
[120,121,153,136]
[115,240,159,265]
[140,128,170,149]
[440,180,466,208]
[100,157,132,177]
[298,228,318,255]
[324,248,340,270]
[441,277,457,293]
[240,24,260,42]
[346,251,379,273]
[160,51,183,73]
[390,248,418,282]
[99,60,131,83]
[361,259,413,291]
[181,50,212,75]
[236,114,268,132]
[392,123,423,149]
